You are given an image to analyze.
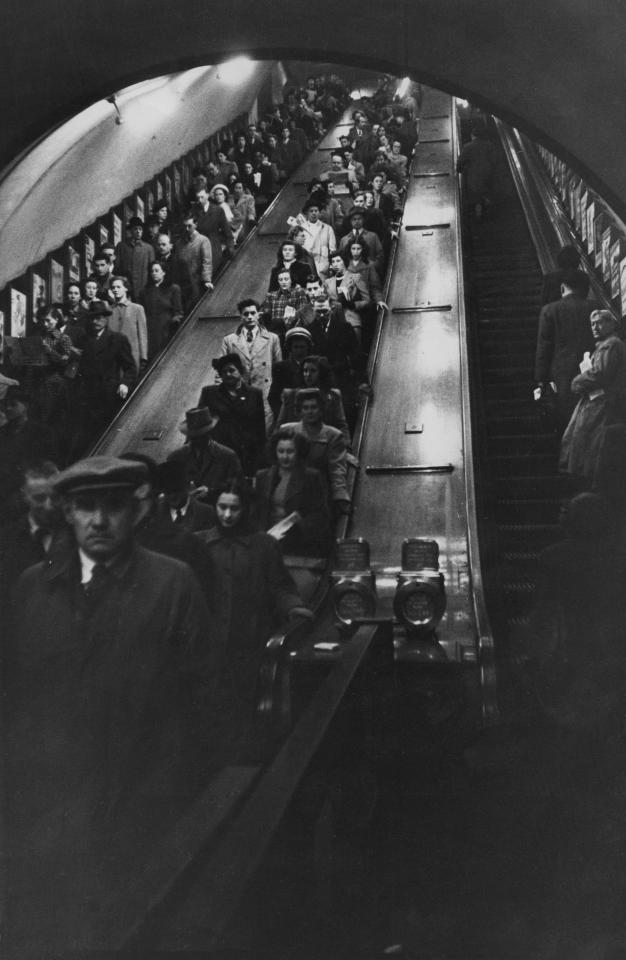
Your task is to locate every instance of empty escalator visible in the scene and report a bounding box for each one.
[463,137,570,664]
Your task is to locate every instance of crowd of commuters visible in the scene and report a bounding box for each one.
[0,72,420,955]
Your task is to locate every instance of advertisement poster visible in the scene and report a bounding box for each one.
[601,226,613,282]
[578,190,589,243]
[620,257,626,319]
[84,234,95,274]
[68,245,81,282]
[135,194,144,222]
[50,258,64,303]
[594,215,606,269]
[112,212,122,247]
[610,240,622,301]
[586,201,596,255]
[32,272,47,310]
[99,223,109,248]
[10,287,27,337]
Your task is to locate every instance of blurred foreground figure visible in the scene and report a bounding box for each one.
[5,456,215,956]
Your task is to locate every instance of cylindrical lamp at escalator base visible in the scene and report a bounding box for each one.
[331,572,377,628]
[394,538,447,637]
[394,571,446,636]
[331,538,378,629]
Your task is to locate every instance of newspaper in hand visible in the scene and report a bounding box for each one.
[267,511,301,540]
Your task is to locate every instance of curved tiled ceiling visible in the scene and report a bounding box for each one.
[3,0,625,215]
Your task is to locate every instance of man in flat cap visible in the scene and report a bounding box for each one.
[5,455,215,954]
[267,327,313,420]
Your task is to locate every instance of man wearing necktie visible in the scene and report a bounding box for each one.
[221,298,282,431]
[0,460,67,628]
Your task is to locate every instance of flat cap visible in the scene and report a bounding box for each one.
[285,326,313,343]
[53,456,149,495]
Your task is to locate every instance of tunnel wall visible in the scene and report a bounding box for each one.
[0,62,277,290]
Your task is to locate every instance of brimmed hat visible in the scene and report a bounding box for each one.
[212,353,245,375]
[179,406,219,437]
[210,183,230,199]
[84,299,112,318]
[285,327,313,344]
[347,207,365,220]
[53,456,148,495]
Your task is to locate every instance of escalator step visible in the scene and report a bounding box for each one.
[480,332,538,346]
[485,398,540,415]
[495,475,572,497]
[487,416,544,435]
[497,523,560,548]
[489,433,556,457]
[496,498,563,523]
[487,454,558,476]
[482,367,534,382]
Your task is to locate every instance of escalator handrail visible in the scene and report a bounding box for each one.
[454,108,499,724]
[97,623,383,952]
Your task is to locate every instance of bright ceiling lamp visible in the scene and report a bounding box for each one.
[217,56,255,83]
[396,76,410,99]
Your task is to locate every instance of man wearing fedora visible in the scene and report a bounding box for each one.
[5,455,214,954]
[79,299,136,439]
[220,298,282,432]
[198,353,266,479]
[168,404,243,500]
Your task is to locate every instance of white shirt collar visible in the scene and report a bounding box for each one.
[78,548,98,584]
[170,499,190,521]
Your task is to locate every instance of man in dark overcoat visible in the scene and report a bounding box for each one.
[168,405,244,496]
[198,354,266,478]
[79,299,137,437]
[5,456,215,955]
[534,271,596,427]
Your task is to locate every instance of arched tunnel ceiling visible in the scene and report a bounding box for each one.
[3,0,625,216]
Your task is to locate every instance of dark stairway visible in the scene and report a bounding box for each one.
[463,139,571,674]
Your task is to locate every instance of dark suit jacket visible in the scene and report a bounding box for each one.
[168,439,243,499]
[267,360,305,417]
[254,464,332,557]
[307,311,362,379]
[198,383,266,477]
[534,294,596,389]
[157,497,215,534]
[139,282,183,357]
[80,329,137,400]
[0,519,69,628]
